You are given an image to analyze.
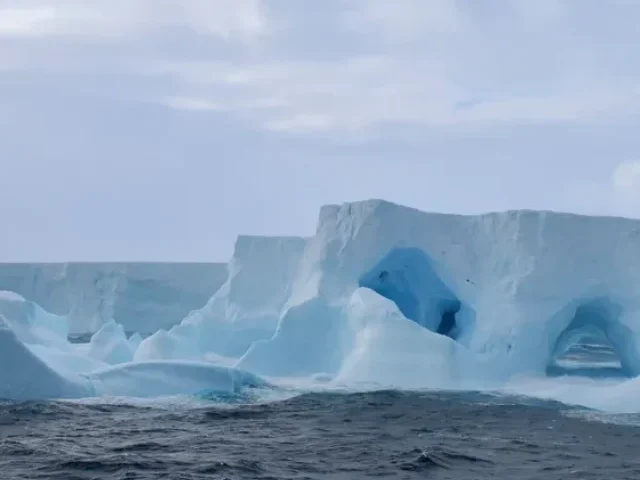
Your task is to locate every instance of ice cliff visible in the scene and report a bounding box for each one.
[139,200,640,384]
[2,199,640,404]
[0,263,227,334]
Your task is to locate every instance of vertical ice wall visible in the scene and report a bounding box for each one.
[0,263,228,334]
[135,236,308,361]
[285,200,640,378]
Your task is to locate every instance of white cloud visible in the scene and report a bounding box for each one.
[4,1,640,259]
[0,0,269,40]
[133,1,640,133]
[612,160,640,213]
[160,96,227,112]
[152,56,460,131]
[612,160,640,192]
[265,113,334,133]
[0,7,56,37]
[344,0,466,41]
[153,58,640,132]
[565,161,640,219]
[458,90,640,125]
[2,0,640,134]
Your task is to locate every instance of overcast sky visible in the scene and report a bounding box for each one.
[1,0,639,261]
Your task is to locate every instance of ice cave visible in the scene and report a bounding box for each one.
[1,200,640,410]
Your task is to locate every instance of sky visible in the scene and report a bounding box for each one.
[1,0,640,261]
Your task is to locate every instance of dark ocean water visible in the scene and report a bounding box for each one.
[3,337,639,479]
[2,388,640,480]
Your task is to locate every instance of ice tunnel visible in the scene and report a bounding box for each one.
[546,298,640,378]
[358,247,474,342]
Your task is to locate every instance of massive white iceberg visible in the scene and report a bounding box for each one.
[2,199,640,410]
[0,262,227,334]
[140,200,640,382]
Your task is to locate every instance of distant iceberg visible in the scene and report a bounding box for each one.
[0,263,227,334]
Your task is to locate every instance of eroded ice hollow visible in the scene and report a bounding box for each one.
[2,199,640,401]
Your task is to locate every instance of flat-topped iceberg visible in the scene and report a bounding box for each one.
[2,200,640,408]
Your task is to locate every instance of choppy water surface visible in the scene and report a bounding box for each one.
[3,337,640,479]
[1,388,640,480]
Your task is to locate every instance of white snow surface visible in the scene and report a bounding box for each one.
[2,199,640,413]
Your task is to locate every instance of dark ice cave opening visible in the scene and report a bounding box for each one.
[436,301,462,340]
[546,330,627,379]
[358,247,471,342]
[546,301,632,379]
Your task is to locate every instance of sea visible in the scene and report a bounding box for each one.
[2,336,640,480]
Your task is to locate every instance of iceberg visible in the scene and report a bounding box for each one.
[86,320,136,365]
[333,288,470,390]
[178,200,640,385]
[2,199,640,410]
[0,263,228,334]
[0,309,266,401]
[0,313,92,400]
[0,290,70,349]
[135,236,307,361]
[89,361,267,398]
